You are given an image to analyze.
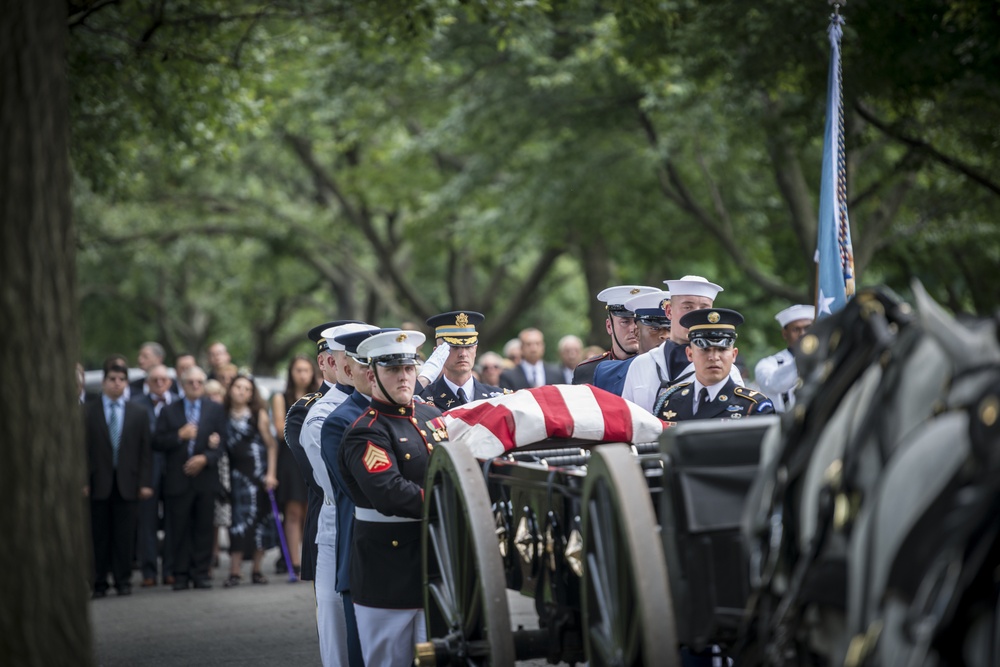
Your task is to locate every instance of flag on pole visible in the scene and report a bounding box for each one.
[815,11,856,318]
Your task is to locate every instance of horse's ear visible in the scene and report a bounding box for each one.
[912,279,1000,376]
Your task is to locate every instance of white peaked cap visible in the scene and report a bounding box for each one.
[596,285,660,305]
[624,290,671,313]
[775,304,816,328]
[357,330,426,363]
[662,275,724,300]
[322,322,377,352]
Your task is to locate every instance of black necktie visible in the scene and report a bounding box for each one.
[456,387,468,405]
[696,387,710,414]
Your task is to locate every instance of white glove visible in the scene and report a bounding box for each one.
[418,342,451,385]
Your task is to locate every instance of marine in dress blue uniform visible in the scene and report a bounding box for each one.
[418,311,509,410]
[573,285,660,385]
[594,290,672,396]
[655,308,774,422]
[339,330,445,666]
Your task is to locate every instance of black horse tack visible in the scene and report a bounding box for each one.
[740,283,1000,666]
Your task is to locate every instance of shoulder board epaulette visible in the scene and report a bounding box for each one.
[294,391,323,409]
[734,386,764,403]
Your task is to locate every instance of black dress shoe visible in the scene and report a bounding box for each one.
[116,585,132,596]
[193,579,213,590]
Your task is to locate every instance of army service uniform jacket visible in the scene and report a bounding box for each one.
[623,341,745,414]
[655,378,774,423]
[418,377,508,411]
[339,397,446,609]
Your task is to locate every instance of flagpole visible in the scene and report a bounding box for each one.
[814,0,855,319]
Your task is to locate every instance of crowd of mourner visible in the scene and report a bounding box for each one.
[83,274,816,666]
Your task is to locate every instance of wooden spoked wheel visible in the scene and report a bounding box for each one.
[581,444,678,667]
[421,441,515,666]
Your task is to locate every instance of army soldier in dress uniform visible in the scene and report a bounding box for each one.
[622,275,744,413]
[573,285,660,385]
[593,290,671,396]
[419,311,509,410]
[656,308,774,422]
[338,330,446,667]
[754,304,814,413]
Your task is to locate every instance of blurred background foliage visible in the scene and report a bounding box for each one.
[68,0,1000,374]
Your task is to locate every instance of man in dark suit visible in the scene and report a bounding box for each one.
[420,311,510,409]
[655,308,775,422]
[153,365,227,590]
[84,363,153,598]
[131,364,179,586]
[500,327,564,391]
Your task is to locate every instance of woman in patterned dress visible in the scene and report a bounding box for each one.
[222,375,279,586]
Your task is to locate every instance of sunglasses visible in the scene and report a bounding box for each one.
[690,337,735,350]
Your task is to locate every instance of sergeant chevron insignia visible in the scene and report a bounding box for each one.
[363,442,392,473]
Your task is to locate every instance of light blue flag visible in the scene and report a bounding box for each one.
[815,13,855,318]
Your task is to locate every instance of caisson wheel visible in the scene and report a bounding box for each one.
[581,444,678,667]
[420,441,515,666]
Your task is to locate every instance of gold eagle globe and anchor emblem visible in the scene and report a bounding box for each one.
[396,333,408,343]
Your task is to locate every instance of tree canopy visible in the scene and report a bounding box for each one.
[69,0,1000,372]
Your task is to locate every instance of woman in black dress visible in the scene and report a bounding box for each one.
[223,375,278,586]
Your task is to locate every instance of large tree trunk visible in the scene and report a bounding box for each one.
[578,241,613,348]
[0,2,94,665]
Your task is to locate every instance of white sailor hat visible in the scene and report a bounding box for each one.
[775,304,815,329]
[596,285,660,316]
[662,275,724,301]
[624,290,671,323]
[357,330,427,366]
[322,322,377,352]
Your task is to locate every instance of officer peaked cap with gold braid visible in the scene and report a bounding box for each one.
[425,311,484,347]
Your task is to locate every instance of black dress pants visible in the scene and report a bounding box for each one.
[165,485,214,583]
[91,475,138,591]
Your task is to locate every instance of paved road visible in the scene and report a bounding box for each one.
[92,549,554,666]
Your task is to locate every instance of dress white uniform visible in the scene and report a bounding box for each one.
[622,341,744,414]
[301,383,353,667]
[754,348,798,413]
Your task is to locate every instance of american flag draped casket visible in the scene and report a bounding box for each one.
[441,384,666,459]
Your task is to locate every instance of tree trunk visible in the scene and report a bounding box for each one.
[0,2,94,665]
[578,241,613,348]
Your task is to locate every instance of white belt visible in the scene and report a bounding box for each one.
[354,507,420,523]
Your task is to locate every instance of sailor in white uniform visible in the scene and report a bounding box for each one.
[753,304,814,413]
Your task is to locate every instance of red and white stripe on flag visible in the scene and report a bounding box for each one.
[442,384,664,459]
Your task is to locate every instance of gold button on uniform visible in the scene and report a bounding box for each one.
[404,453,411,460]
[391,540,399,547]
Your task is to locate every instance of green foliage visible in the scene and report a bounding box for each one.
[70,0,1000,373]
